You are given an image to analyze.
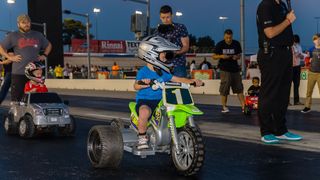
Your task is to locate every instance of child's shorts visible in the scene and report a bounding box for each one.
[135,99,161,118]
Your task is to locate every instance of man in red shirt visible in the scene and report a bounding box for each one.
[24,61,48,93]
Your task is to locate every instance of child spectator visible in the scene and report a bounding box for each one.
[24,61,48,93]
[247,77,260,96]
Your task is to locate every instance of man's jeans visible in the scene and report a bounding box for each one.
[0,73,11,104]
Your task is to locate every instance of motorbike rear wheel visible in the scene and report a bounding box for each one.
[87,125,123,168]
[171,126,205,176]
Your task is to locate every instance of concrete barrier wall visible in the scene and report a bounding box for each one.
[63,56,218,69]
[46,79,320,98]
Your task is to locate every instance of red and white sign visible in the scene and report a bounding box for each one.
[100,40,126,53]
[71,39,99,53]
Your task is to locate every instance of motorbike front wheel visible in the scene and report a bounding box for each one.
[171,126,205,176]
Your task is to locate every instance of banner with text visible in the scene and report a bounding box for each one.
[99,40,126,53]
[126,40,140,54]
[71,39,99,53]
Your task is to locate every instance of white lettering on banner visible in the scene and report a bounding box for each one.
[101,41,107,49]
[223,49,235,55]
[101,41,124,50]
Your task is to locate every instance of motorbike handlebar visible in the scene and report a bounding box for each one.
[190,82,205,87]
[138,80,205,87]
[137,80,155,86]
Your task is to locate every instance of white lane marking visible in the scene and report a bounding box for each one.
[199,121,320,153]
[77,110,320,153]
[86,113,130,121]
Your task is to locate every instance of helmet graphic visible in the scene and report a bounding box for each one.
[25,61,45,83]
[138,35,180,73]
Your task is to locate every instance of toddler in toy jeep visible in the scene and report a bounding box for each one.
[247,76,260,96]
[24,61,48,93]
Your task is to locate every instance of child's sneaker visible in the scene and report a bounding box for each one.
[221,107,230,113]
[301,107,311,113]
[275,132,302,141]
[261,134,280,144]
[137,135,149,149]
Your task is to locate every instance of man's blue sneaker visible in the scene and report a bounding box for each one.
[276,132,303,141]
[261,134,280,144]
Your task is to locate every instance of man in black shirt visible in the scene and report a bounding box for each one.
[213,29,245,113]
[256,0,302,144]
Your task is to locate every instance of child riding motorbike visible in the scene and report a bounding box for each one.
[134,36,203,149]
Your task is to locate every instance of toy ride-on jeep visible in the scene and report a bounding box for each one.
[3,92,75,138]
[243,94,259,115]
[87,80,205,176]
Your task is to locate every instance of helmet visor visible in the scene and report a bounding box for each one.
[165,51,175,60]
[159,51,175,63]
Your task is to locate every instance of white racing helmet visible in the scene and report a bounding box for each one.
[138,35,180,73]
[25,61,45,83]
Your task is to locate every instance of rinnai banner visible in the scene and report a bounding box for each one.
[126,41,140,54]
[100,40,126,53]
[71,39,99,53]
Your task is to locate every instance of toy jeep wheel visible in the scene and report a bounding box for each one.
[171,126,205,176]
[18,114,35,138]
[3,113,17,135]
[244,106,251,116]
[59,115,76,136]
[87,125,123,168]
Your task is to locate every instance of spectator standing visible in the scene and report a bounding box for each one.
[63,63,71,79]
[54,64,63,79]
[212,29,245,113]
[81,65,87,79]
[111,62,120,78]
[48,66,54,78]
[291,34,304,105]
[246,63,261,80]
[0,14,52,102]
[190,60,196,72]
[256,0,302,144]
[155,5,189,77]
[301,34,320,113]
[199,57,212,70]
[0,52,13,104]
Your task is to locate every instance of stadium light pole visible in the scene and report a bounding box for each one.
[219,16,228,34]
[7,0,15,31]
[315,17,320,34]
[124,0,150,36]
[64,10,91,79]
[175,11,183,21]
[240,0,245,78]
[93,8,101,40]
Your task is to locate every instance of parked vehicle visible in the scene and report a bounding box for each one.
[4,92,75,138]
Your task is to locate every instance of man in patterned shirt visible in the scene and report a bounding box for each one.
[155,5,189,77]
